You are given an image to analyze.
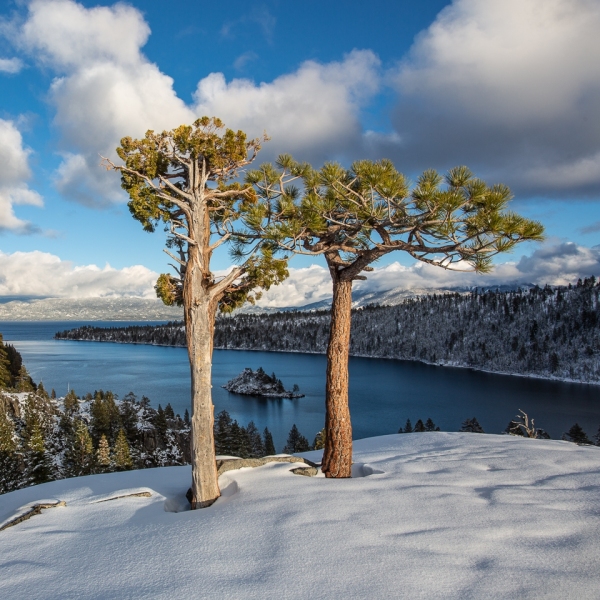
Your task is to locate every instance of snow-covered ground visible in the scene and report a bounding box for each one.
[1,433,599,599]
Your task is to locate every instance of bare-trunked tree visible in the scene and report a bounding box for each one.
[105,118,288,508]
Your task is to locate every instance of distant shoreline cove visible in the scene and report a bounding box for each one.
[55,337,600,388]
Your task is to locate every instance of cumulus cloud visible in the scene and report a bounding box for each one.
[387,0,600,196]
[15,0,381,205]
[0,250,158,298]
[19,0,194,205]
[255,243,600,308]
[193,50,381,164]
[0,118,43,233]
[0,57,23,73]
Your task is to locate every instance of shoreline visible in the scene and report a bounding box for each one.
[53,336,600,388]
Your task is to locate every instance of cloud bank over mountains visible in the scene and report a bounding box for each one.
[0,250,158,299]
[6,0,599,213]
[2,242,597,305]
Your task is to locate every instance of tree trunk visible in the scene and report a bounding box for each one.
[185,264,220,509]
[321,277,353,478]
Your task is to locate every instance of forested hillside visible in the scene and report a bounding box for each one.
[56,277,600,384]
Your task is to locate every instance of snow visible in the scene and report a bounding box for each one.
[1,433,600,599]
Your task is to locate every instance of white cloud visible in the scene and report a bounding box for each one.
[194,50,381,164]
[388,0,600,196]
[251,265,333,308]
[0,57,23,73]
[21,0,150,69]
[0,119,43,233]
[0,250,158,298]
[255,243,600,307]
[19,0,194,205]
[17,1,381,205]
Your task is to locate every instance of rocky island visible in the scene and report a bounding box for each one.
[223,367,304,399]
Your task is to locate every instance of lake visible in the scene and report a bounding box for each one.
[1,321,599,450]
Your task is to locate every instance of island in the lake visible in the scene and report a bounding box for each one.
[223,367,304,398]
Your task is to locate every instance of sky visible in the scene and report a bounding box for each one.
[1,0,600,305]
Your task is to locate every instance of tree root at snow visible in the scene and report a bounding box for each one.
[0,501,66,532]
[186,456,320,505]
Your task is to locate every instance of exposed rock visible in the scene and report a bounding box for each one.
[222,368,304,398]
[0,501,66,532]
[290,466,319,477]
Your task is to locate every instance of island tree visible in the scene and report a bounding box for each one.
[104,117,289,508]
[248,157,544,478]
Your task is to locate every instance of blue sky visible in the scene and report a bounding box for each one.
[1,0,600,305]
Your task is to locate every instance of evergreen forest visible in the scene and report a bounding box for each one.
[57,278,600,384]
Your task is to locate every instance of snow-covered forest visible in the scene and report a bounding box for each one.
[57,277,600,384]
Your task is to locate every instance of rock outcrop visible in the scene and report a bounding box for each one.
[222,368,304,398]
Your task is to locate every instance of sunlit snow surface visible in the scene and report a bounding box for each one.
[1,433,600,599]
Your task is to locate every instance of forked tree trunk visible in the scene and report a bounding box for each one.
[321,277,353,478]
[185,258,220,509]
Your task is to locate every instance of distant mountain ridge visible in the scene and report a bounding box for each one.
[0,285,532,320]
[0,297,183,321]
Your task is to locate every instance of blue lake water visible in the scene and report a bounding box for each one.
[2,321,600,450]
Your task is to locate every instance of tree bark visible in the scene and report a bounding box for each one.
[321,277,353,478]
[185,196,220,509]
[185,277,220,508]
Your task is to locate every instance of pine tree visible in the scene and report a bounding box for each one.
[246,421,265,458]
[113,429,133,470]
[27,422,52,485]
[0,335,11,389]
[425,418,440,432]
[229,421,244,457]
[67,419,94,476]
[214,410,233,455]
[414,419,426,433]
[0,408,17,454]
[563,423,592,445]
[154,405,168,438]
[15,365,34,392]
[461,418,485,433]
[237,425,252,459]
[164,403,175,419]
[594,426,600,447]
[64,389,79,415]
[184,409,190,426]
[103,391,121,440]
[91,393,110,440]
[37,381,48,399]
[110,117,289,509]
[313,428,326,450]
[263,427,276,455]
[97,434,111,470]
[119,392,138,441]
[401,419,413,433]
[283,424,311,454]
[252,159,544,478]
[0,406,22,493]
